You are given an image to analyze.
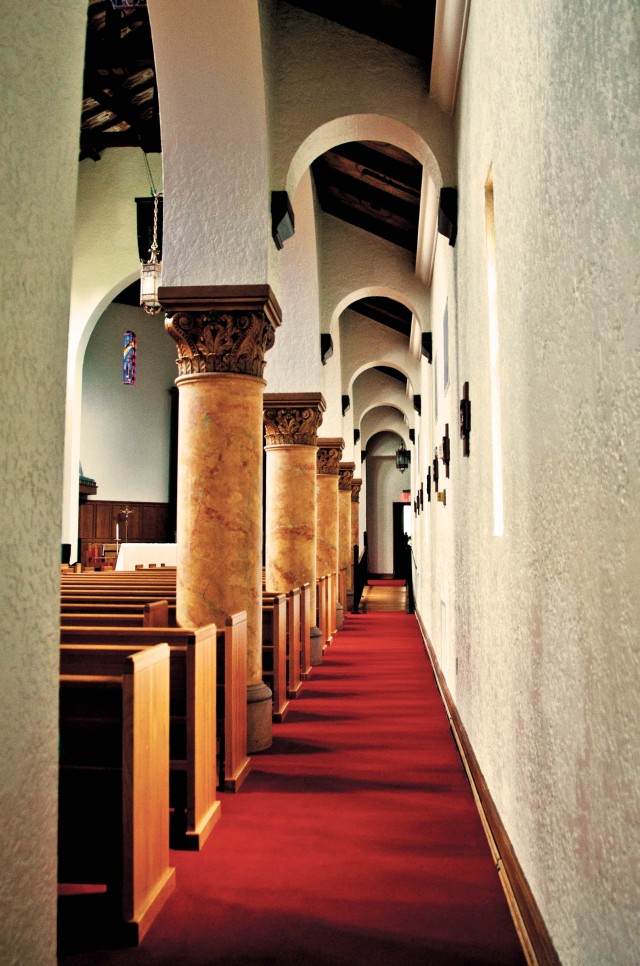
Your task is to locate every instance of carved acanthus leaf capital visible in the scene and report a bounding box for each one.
[263,393,325,446]
[316,438,345,476]
[160,286,282,379]
[338,462,356,491]
[165,309,278,378]
[350,478,362,503]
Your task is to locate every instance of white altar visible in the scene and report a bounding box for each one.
[115,542,177,571]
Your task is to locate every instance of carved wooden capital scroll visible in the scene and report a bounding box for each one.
[338,462,356,491]
[263,393,326,447]
[316,437,345,476]
[350,478,362,503]
[160,285,282,379]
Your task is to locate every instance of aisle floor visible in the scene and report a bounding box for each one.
[59,610,525,966]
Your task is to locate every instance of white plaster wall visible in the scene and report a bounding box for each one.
[265,0,455,190]
[264,169,323,391]
[81,302,177,501]
[365,434,407,575]
[361,406,410,450]
[340,309,419,396]
[319,212,429,336]
[447,1,640,962]
[148,0,270,286]
[64,149,163,549]
[353,368,413,427]
[0,3,86,962]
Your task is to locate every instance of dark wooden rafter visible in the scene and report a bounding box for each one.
[312,141,422,253]
[283,0,436,69]
[349,297,413,338]
[374,366,408,387]
[80,0,160,159]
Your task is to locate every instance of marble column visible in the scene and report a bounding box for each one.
[162,285,281,753]
[349,478,362,611]
[263,393,326,668]
[338,463,355,617]
[316,438,344,641]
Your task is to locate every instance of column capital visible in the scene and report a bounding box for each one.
[264,393,326,447]
[316,438,345,476]
[350,478,362,503]
[338,462,356,491]
[160,285,281,378]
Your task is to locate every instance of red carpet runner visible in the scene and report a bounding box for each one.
[59,612,525,965]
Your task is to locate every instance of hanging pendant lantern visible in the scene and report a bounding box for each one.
[396,440,410,473]
[140,190,162,315]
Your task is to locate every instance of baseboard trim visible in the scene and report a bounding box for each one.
[414,607,561,966]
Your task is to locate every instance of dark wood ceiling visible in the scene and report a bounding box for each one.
[283,0,436,67]
[311,141,422,253]
[80,0,160,161]
[349,297,413,338]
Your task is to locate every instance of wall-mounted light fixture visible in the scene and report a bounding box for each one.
[460,382,471,457]
[433,448,439,492]
[426,466,431,502]
[442,424,451,478]
[396,441,410,473]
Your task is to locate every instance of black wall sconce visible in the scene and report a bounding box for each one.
[433,448,439,492]
[320,334,333,365]
[442,424,450,479]
[438,187,458,247]
[396,441,410,473]
[419,483,424,510]
[271,191,295,250]
[426,466,431,502]
[421,332,433,363]
[460,381,471,457]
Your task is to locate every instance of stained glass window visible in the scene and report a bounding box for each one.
[123,330,137,385]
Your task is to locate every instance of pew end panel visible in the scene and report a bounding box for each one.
[261,595,288,723]
[219,612,251,792]
[58,646,176,945]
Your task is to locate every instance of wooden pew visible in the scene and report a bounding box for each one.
[217,613,251,791]
[317,574,330,651]
[263,587,302,700]
[61,618,249,803]
[60,599,169,628]
[299,581,312,680]
[261,594,288,722]
[61,597,177,624]
[60,629,221,851]
[58,645,176,944]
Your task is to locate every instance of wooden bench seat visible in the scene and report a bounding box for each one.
[61,617,249,803]
[60,599,169,628]
[263,587,302,700]
[261,594,288,722]
[60,600,174,627]
[58,645,176,944]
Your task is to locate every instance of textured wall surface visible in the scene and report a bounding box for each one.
[149,0,270,286]
[81,302,177,501]
[265,0,454,189]
[0,3,86,963]
[265,170,323,392]
[418,1,640,962]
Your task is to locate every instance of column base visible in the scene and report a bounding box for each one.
[346,589,354,612]
[247,681,273,753]
[336,601,344,630]
[310,625,323,666]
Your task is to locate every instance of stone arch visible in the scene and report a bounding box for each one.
[286,113,444,201]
